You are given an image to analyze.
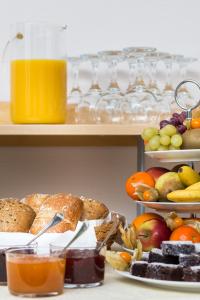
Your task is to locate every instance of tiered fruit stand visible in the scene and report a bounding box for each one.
[137,147,200,216]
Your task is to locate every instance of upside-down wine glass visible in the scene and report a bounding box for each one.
[95,50,124,123]
[123,47,158,123]
[175,56,198,108]
[67,56,83,123]
[76,54,102,124]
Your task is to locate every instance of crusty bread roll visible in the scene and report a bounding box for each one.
[22,193,50,214]
[80,197,109,220]
[30,193,83,234]
[0,199,36,232]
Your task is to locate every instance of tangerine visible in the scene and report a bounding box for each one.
[191,118,200,129]
[132,212,163,230]
[170,225,200,243]
[126,172,155,200]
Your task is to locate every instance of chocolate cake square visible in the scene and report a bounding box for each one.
[161,241,195,256]
[141,252,149,262]
[146,263,183,281]
[130,261,148,277]
[148,248,178,264]
[179,253,200,267]
[194,243,200,254]
[183,266,200,282]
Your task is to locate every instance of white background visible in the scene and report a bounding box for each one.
[0,0,199,221]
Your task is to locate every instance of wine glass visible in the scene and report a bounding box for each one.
[95,50,124,123]
[67,56,83,123]
[175,56,198,108]
[76,54,102,124]
[161,54,180,115]
[123,47,158,123]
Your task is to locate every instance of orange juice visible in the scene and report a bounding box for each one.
[11,59,67,124]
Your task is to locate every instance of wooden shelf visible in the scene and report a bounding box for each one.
[0,123,149,136]
[0,102,153,136]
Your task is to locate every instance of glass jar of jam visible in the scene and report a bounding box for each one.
[6,246,66,297]
[50,245,105,288]
[0,244,37,285]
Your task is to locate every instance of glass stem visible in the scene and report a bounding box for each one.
[164,62,173,91]
[179,63,188,92]
[90,61,100,91]
[135,57,145,87]
[109,60,119,90]
[148,61,157,88]
[127,62,136,91]
[71,63,80,92]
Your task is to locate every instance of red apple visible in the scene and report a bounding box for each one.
[146,167,169,182]
[136,218,171,251]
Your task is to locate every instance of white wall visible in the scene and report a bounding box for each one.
[0,0,199,221]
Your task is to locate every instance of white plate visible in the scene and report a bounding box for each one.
[145,149,200,162]
[137,201,200,213]
[116,270,200,292]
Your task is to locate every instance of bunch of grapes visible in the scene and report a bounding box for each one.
[160,111,187,134]
[141,124,183,151]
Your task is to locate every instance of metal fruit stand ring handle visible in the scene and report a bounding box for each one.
[175,80,200,219]
[174,79,200,120]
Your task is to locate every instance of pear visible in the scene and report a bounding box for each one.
[155,172,185,200]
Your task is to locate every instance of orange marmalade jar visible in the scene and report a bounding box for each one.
[6,247,66,297]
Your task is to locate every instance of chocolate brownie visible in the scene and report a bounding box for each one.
[148,248,178,264]
[141,252,149,262]
[130,261,148,277]
[194,243,200,254]
[179,253,200,267]
[161,241,195,256]
[183,266,200,282]
[146,263,183,281]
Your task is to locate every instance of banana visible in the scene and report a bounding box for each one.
[186,182,200,190]
[178,166,200,186]
[167,190,200,202]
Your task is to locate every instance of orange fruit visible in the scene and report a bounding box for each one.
[191,118,200,129]
[170,225,200,243]
[132,212,163,230]
[126,172,155,200]
[120,252,132,263]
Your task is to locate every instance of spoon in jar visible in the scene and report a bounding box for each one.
[61,222,89,252]
[26,213,64,245]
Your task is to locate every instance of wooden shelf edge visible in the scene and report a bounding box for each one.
[0,124,152,136]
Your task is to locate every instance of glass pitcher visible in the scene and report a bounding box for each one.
[9,22,67,124]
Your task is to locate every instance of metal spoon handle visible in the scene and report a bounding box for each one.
[62,222,88,251]
[27,213,64,245]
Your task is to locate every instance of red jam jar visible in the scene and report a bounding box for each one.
[50,245,105,288]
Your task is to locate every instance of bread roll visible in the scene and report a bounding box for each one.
[80,197,109,220]
[22,193,50,214]
[0,199,36,232]
[30,193,83,234]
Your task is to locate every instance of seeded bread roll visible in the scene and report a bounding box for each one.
[30,193,83,234]
[80,197,109,220]
[0,199,36,232]
[22,193,50,214]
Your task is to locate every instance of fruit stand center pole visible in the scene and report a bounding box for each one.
[137,136,145,215]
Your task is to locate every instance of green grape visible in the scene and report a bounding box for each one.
[159,124,177,136]
[145,143,151,151]
[169,145,180,150]
[141,127,158,141]
[160,135,171,146]
[171,134,183,147]
[149,135,160,151]
[158,145,168,151]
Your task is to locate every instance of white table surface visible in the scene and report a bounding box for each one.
[1,266,200,300]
